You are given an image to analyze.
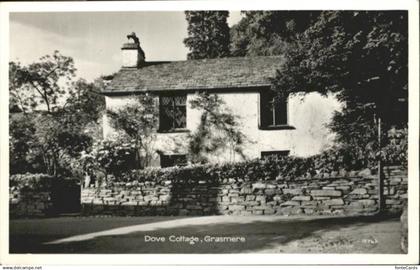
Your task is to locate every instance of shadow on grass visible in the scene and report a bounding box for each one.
[10,214,400,254]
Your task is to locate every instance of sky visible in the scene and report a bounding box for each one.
[9,11,243,82]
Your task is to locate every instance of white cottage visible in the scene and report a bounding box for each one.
[102,34,342,167]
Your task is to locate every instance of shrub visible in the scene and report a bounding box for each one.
[9,173,55,192]
[9,113,45,174]
[107,156,324,185]
[102,137,407,185]
[85,128,406,185]
[107,94,158,168]
[381,128,408,166]
[79,139,137,180]
[188,92,247,163]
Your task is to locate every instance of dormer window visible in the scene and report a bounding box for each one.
[260,91,289,129]
[159,94,187,132]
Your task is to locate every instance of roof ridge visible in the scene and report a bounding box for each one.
[143,55,284,65]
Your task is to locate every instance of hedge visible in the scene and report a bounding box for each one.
[9,174,79,192]
[9,173,55,192]
[86,126,407,185]
[103,154,383,186]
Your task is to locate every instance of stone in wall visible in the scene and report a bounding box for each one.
[10,189,53,218]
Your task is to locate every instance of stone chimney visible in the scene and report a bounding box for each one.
[121,32,145,68]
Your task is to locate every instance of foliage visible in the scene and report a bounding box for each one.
[108,155,360,184]
[380,128,408,166]
[230,11,320,56]
[64,78,105,125]
[9,51,76,113]
[268,11,408,163]
[107,94,159,168]
[270,11,407,113]
[9,113,43,174]
[184,11,231,59]
[9,174,55,192]
[78,139,137,180]
[31,113,93,176]
[229,11,408,167]
[188,92,247,163]
[119,157,315,184]
[101,130,407,184]
[9,108,95,177]
[327,104,379,169]
[9,52,106,176]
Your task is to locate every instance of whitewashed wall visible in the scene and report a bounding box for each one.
[103,91,342,166]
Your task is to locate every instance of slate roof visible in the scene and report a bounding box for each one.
[103,56,284,94]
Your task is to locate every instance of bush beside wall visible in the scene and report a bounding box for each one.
[81,165,407,216]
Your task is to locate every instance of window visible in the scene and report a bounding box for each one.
[261,150,290,159]
[260,91,288,128]
[159,94,187,132]
[160,154,187,168]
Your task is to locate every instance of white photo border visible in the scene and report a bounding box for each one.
[0,0,418,265]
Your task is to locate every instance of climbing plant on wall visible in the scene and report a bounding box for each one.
[107,94,159,168]
[188,92,247,163]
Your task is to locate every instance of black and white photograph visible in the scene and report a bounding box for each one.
[0,0,419,266]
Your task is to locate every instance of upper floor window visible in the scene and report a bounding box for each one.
[260,91,288,129]
[159,94,187,132]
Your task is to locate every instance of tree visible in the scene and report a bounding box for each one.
[230,11,320,56]
[9,111,93,176]
[270,11,407,144]
[9,113,42,174]
[269,11,408,213]
[64,78,105,126]
[184,11,231,59]
[188,92,246,163]
[9,52,105,176]
[32,113,92,176]
[9,51,76,113]
[107,94,159,168]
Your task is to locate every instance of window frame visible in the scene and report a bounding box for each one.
[158,93,188,133]
[259,90,295,130]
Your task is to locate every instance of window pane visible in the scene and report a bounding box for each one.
[160,155,171,168]
[160,106,173,130]
[174,95,186,106]
[173,155,187,166]
[260,92,273,127]
[161,96,172,106]
[160,96,174,130]
[261,91,288,127]
[274,98,287,125]
[159,94,187,131]
[174,105,186,128]
[160,154,187,168]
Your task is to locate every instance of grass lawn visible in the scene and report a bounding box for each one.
[9,214,403,254]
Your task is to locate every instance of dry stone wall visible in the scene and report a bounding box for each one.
[81,166,407,216]
[9,174,80,218]
[10,190,52,217]
[9,174,54,218]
